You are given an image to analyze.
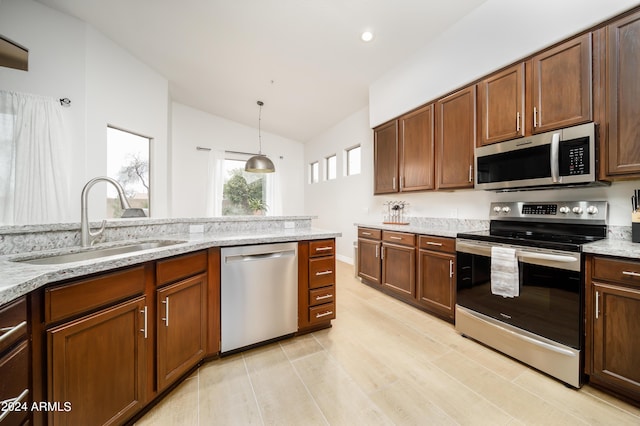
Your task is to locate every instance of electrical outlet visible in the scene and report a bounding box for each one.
[450,208,458,218]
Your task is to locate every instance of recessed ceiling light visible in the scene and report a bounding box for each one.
[361,31,374,42]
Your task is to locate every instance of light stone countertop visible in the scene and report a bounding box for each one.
[582,238,640,259]
[355,220,488,238]
[0,227,340,305]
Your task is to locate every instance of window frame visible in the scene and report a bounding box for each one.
[345,144,361,176]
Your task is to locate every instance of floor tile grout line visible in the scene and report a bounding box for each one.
[242,352,266,426]
[280,341,331,426]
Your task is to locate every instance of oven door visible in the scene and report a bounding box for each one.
[456,238,582,349]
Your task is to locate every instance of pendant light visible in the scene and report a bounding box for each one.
[245,100,275,173]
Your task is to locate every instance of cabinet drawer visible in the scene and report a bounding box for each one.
[309,257,335,289]
[309,303,336,325]
[0,296,27,355]
[0,340,29,425]
[382,231,415,246]
[45,266,146,324]
[309,286,335,307]
[156,250,207,286]
[358,227,382,240]
[309,240,335,257]
[592,256,640,287]
[418,235,455,253]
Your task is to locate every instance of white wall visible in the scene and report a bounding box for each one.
[304,107,373,263]
[370,0,640,127]
[171,103,305,217]
[0,0,170,222]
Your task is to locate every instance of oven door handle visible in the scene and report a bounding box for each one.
[517,251,578,264]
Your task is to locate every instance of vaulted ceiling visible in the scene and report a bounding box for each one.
[37,0,488,141]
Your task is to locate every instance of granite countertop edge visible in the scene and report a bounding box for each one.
[0,228,341,305]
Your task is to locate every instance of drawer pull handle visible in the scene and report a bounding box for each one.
[389,236,403,240]
[362,232,372,236]
[315,294,333,301]
[315,270,333,276]
[315,246,333,251]
[316,310,334,319]
[0,321,27,345]
[0,389,29,422]
[622,271,640,277]
[426,241,443,246]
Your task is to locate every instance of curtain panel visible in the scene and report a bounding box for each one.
[0,91,70,225]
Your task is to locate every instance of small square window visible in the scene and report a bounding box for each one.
[325,154,337,180]
[310,161,319,184]
[346,145,361,176]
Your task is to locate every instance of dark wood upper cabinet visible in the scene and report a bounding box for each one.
[478,63,525,146]
[373,120,399,194]
[399,104,435,191]
[605,10,640,177]
[531,33,592,133]
[436,86,476,189]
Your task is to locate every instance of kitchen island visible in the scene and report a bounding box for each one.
[0,216,340,425]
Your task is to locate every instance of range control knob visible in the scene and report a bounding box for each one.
[493,206,502,213]
[559,206,571,214]
[587,206,599,215]
[502,206,511,213]
[572,206,584,215]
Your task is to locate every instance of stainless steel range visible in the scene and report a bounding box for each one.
[455,201,608,388]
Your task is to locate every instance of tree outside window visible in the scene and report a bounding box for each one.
[106,127,150,218]
[222,159,267,215]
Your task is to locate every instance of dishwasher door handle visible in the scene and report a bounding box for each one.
[225,249,296,263]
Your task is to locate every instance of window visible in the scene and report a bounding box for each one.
[346,145,361,176]
[310,161,319,184]
[325,154,337,180]
[106,127,150,218]
[222,152,268,215]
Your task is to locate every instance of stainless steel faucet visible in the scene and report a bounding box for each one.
[80,176,134,247]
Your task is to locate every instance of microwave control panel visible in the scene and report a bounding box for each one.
[560,137,589,176]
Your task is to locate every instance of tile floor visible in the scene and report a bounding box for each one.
[136,261,640,425]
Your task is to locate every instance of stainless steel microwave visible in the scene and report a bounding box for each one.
[475,122,603,191]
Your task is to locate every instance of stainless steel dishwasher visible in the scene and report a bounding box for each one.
[220,242,298,353]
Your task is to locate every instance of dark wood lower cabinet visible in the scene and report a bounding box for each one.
[358,237,381,285]
[156,273,207,391]
[586,255,640,404]
[417,249,456,320]
[381,242,415,299]
[47,297,148,426]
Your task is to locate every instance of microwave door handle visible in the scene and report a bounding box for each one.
[550,132,560,183]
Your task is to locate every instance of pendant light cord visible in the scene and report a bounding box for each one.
[257,100,264,155]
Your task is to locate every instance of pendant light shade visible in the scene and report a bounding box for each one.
[245,100,275,173]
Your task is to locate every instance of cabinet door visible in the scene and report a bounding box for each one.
[531,33,592,133]
[436,86,476,189]
[157,274,207,391]
[373,121,399,194]
[48,297,147,426]
[606,11,640,176]
[591,282,640,399]
[418,250,455,319]
[381,243,415,299]
[358,238,381,285]
[399,104,435,191]
[477,63,525,146]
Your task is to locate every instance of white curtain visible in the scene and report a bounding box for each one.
[0,91,70,225]
[205,149,225,216]
[265,156,282,216]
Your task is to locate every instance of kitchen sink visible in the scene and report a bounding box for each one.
[16,240,185,265]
